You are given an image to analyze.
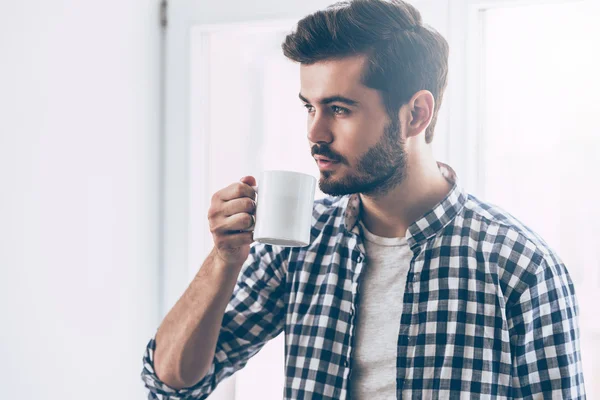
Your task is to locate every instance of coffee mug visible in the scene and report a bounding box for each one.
[250,170,316,247]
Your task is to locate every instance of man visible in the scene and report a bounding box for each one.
[142,0,586,398]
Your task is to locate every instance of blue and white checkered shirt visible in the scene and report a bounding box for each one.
[142,163,586,399]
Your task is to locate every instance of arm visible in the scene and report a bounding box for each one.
[148,177,260,390]
[508,258,586,399]
[141,242,289,399]
[154,247,245,388]
[141,176,288,399]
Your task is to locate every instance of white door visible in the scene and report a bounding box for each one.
[160,1,447,399]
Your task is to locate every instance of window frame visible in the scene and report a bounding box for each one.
[446,0,585,195]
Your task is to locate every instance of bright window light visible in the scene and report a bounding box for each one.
[481,1,600,395]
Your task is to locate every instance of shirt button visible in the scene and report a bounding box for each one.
[356,255,363,263]
[344,359,350,368]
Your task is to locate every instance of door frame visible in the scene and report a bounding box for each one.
[158,0,584,315]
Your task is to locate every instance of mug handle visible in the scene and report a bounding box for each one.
[240,186,259,233]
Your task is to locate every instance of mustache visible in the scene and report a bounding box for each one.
[311,144,343,163]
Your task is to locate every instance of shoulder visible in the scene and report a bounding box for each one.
[457,194,570,302]
[461,193,559,264]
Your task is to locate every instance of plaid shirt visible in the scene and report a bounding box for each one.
[142,163,586,399]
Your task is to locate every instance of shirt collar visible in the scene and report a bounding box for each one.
[342,162,468,248]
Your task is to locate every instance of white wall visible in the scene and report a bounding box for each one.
[0,1,161,399]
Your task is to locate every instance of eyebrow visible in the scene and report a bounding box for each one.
[299,93,359,107]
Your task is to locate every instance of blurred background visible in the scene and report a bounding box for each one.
[1,0,598,399]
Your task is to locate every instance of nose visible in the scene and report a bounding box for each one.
[307,111,333,145]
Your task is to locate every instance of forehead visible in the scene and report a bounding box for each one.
[299,54,372,100]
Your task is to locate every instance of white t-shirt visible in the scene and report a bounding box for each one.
[350,220,413,400]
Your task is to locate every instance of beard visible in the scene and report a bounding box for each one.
[314,115,408,198]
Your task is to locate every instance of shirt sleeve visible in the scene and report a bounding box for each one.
[141,243,290,400]
[508,257,586,399]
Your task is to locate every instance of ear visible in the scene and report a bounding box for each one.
[402,90,435,139]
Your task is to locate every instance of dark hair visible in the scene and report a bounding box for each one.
[282,0,449,143]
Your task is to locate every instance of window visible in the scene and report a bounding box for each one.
[479,1,600,396]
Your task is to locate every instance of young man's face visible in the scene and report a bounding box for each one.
[300,54,408,197]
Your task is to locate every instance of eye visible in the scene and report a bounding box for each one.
[304,104,315,114]
[331,105,350,116]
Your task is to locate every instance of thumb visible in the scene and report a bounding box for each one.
[240,175,257,187]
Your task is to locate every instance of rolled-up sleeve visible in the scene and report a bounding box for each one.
[508,257,586,399]
[141,243,290,399]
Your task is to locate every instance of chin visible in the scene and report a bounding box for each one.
[318,172,359,197]
[319,166,405,197]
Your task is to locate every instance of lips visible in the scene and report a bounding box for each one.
[315,156,340,171]
[314,156,338,163]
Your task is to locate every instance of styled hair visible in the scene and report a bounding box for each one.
[282,0,449,143]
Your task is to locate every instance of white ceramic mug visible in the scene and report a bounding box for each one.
[251,170,316,247]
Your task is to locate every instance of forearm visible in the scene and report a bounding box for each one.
[153,247,244,389]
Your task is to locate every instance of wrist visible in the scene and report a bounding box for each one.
[208,248,244,276]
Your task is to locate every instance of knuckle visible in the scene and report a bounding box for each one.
[235,183,246,197]
[207,205,218,219]
[209,219,223,234]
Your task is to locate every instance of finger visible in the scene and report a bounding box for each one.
[222,197,256,218]
[212,212,255,234]
[216,181,257,202]
[239,214,256,232]
[240,175,257,187]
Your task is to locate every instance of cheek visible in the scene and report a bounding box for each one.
[331,126,366,166]
[338,117,381,151]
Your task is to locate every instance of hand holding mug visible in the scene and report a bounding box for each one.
[207,176,257,266]
[208,171,316,267]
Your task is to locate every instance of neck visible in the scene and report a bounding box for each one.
[359,148,452,238]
